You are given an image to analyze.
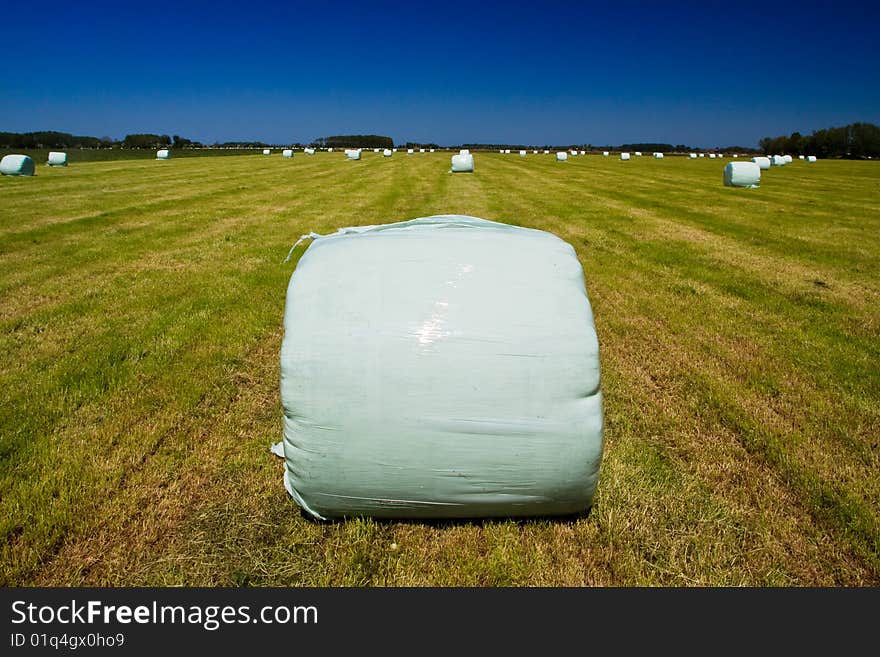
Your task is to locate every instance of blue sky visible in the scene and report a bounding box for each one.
[2,0,878,147]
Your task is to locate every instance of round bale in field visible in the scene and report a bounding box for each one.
[519,150,527,157]
[709,153,716,159]
[156,149,171,160]
[723,161,761,188]
[47,151,68,166]
[620,152,630,161]
[278,215,603,520]
[602,151,609,156]
[752,156,771,170]
[1,154,36,176]
[807,155,817,163]
[304,148,315,155]
[635,151,642,156]
[383,149,392,157]
[783,155,793,164]
[282,149,293,158]
[653,152,664,159]
[345,149,361,160]
[771,155,786,166]
[407,148,414,154]
[263,149,271,155]
[450,152,474,172]
[689,153,697,158]
[556,151,568,162]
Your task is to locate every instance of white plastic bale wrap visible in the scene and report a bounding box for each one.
[807,155,817,163]
[602,151,609,157]
[383,149,392,157]
[305,148,316,155]
[47,151,68,166]
[783,155,793,164]
[407,149,414,154]
[282,149,293,158]
[263,149,271,155]
[723,162,761,188]
[279,215,604,519]
[653,152,664,159]
[635,151,642,156]
[519,150,526,157]
[620,152,630,161]
[556,151,568,161]
[450,153,474,172]
[689,153,697,159]
[345,149,361,160]
[771,155,786,166]
[156,149,170,159]
[753,156,771,170]
[0,154,36,176]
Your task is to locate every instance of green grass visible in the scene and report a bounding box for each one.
[1,152,878,586]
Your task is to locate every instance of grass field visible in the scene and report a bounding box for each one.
[1,152,878,586]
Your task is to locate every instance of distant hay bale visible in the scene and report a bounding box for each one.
[504,149,511,154]
[579,150,585,156]
[653,152,664,159]
[0,154,35,176]
[47,151,68,166]
[374,148,381,153]
[752,156,771,170]
[689,153,697,159]
[723,162,761,188]
[556,152,568,162]
[328,148,333,152]
[533,150,538,154]
[345,149,361,160]
[602,151,609,156]
[460,149,470,155]
[383,149,392,157]
[451,153,474,172]
[430,148,435,153]
[420,148,426,153]
[263,149,271,155]
[407,148,415,154]
[783,155,793,164]
[519,150,526,157]
[304,148,316,155]
[620,152,631,161]
[699,153,705,158]
[799,155,805,160]
[156,149,171,160]
[544,150,550,154]
[709,153,716,159]
[771,155,786,166]
[635,151,642,156]
[718,153,724,158]
[733,154,739,158]
[807,155,817,163]
[282,149,293,158]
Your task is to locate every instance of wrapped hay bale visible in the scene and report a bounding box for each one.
[459,149,470,155]
[653,152,664,159]
[544,150,550,154]
[156,149,171,160]
[374,148,381,153]
[407,148,414,154]
[430,149,435,153]
[699,153,705,158]
[304,148,316,155]
[807,155,817,163]
[635,151,642,156]
[723,161,761,188]
[709,153,716,159]
[771,155,786,166]
[783,155,793,164]
[752,156,771,170]
[689,153,697,159]
[282,149,293,158]
[0,154,36,176]
[383,149,392,157]
[519,150,527,157]
[47,151,68,166]
[602,151,609,157]
[450,152,474,172]
[799,155,805,160]
[278,215,604,519]
[556,151,568,161]
[263,149,271,155]
[345,149,361,160]
[620,152,630,161]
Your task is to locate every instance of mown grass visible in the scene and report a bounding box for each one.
[1,152,877,586]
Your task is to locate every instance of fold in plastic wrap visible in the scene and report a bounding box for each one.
[279,215,604,519]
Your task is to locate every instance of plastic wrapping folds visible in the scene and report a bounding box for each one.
[450,152,474,172]
[278,215,604,520]
[1,154,36,176]
[723,162,761,188]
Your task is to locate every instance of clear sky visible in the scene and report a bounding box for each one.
[2,0,878,147]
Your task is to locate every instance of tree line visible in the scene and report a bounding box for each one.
[759,122,879,158]
[314,135,394,149]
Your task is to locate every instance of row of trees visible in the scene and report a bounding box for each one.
[759,123,879,158]
[0,131,112,149]
[314,134,393,149]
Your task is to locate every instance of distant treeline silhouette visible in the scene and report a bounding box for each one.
[760,122,879,158]
[315,135,394,149]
